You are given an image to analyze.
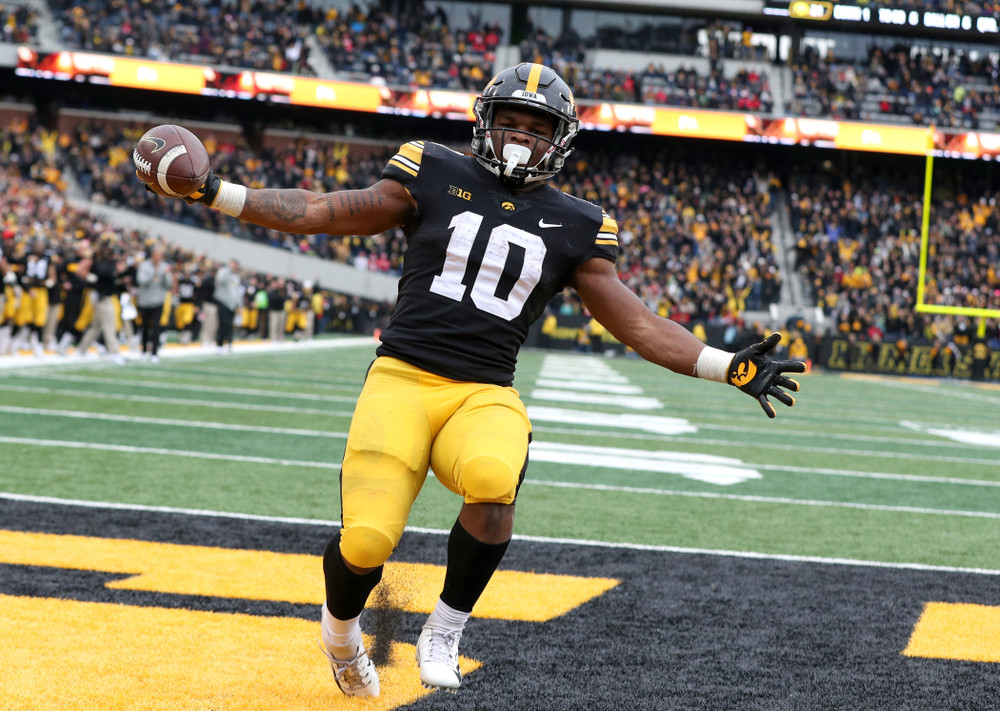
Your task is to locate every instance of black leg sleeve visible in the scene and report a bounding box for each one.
[323,533,383,620]
[440,519,511,614]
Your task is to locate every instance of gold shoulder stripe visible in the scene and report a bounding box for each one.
[399,141,424,165]
[600,212,619,235]
[388,158,418,177]
[595,238,619,246]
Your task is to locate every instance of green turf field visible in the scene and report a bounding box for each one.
[3,337,1000,711]
[2,336,998,572]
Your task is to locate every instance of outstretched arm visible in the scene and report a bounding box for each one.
[572,257,706,374]
[145,166,417,236]
[235,179,416,235]
[572,257,804,417]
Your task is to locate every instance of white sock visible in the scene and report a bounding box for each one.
[424,599,470,632]
[321,604,363,660]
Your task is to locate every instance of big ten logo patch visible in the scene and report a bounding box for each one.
[448,185,472,201]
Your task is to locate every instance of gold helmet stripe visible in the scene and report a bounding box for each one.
[525,63,544,93]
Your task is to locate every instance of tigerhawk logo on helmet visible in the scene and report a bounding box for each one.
[471,63,579,189]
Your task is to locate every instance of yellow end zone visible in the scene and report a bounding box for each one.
[903,601,1000,663]
[0,593,475,711]
[0,530,619,621]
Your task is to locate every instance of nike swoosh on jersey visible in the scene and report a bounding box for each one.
[538,219,563,228]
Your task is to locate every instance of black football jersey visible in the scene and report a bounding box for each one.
[377,141,619,385]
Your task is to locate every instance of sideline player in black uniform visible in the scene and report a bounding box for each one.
[140,63,804,698]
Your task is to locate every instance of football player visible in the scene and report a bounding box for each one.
[141,63,805,697]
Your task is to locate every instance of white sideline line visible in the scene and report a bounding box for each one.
[0,384,355,417]
[5,373,359,403]
[0,336,376,371]
[2,492,997,577]
[0,437,341,469]
[1,436,998,519]
[522,479,1000,519]
[0,406,347,439]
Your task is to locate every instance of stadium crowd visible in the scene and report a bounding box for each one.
[791,44,1000,130]
[2,2,39,43]
[23,0,1000,126]
[58,114,784,326]
[49,0,317,73]
[0,121,391,361]
[1,93,997,371]
[313,2,500,90]
[67,118,406,272]
[39,0,776,110]
[790,172,1000,352]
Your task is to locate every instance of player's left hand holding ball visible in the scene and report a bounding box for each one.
[133,124,212,198]
[727,333,805,418]
[134,124,242,214]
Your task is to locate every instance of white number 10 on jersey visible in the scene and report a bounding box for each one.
[429,210,547,321]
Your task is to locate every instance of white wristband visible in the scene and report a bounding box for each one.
[211,181,247,217]
[695,346,733,383]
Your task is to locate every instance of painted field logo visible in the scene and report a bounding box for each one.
[0,529,619,711]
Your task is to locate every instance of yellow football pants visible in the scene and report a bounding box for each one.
[16,287,48,328]
[339,356,531,569]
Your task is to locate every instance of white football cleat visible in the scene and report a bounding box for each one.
[320,640,380,697]
[416,626,462,692]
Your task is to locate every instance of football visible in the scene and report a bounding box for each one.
[133,124,211,198]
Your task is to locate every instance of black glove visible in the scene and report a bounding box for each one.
[183,170,221,206]
[727,333,805,418]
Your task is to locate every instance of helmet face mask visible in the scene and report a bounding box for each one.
[472,64,579,189]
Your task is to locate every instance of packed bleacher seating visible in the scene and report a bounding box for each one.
[61,114,785,322]
[313,3,501,89]
[43,0,775,110]
[522,25,773,111]
[2,2,40,43]
[64,118,406,273]
[789,172,1000,347]
[791,44,1000,130]
[555,144,782,322]
[50,0,318,73]
[2,105,997,364]
[0,164,393,359]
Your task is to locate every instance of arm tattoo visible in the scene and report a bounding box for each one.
[249,190,309,222]
[341,190,384,217]
[325,195,336,222]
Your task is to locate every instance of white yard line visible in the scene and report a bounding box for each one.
[1,436,998,518]
[2,491,997,576]
[532,425,1000,468]
[4,405,999,487]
